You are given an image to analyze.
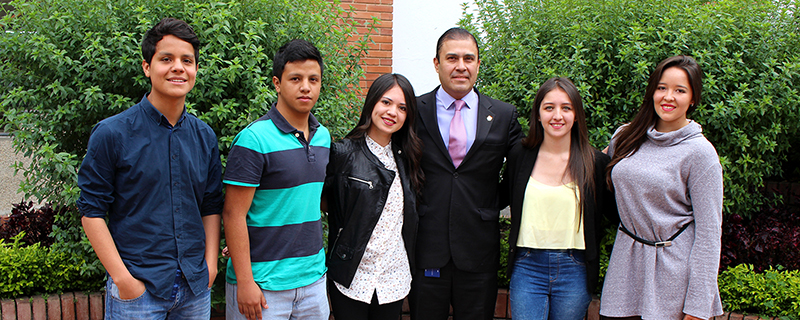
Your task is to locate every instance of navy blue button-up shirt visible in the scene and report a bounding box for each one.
[77,95,224,300]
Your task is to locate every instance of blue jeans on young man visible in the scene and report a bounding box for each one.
[509,248,591,320]
[225,274,329,320]
[104,271,211,319]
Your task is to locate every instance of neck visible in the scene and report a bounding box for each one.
[540,135,571,155]
[147,93,185,126]
[275,102,310,133]
[367,130,391,147]
[655,119,689,133]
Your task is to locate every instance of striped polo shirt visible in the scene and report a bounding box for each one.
[223,105,330,291]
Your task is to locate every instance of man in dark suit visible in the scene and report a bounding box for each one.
[410,27,523,320]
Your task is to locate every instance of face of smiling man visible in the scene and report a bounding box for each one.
[434,38,481,100]
[142,34,197,108]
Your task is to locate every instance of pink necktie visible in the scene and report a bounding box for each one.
[449,100,467,168]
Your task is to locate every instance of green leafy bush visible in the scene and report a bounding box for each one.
[718,264,800,319]
[0,233,102,298]
[1,0,371,206]
[463,0,800,217]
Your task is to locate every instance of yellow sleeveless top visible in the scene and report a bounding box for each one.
[517,177,585,249]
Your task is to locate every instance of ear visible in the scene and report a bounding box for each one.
[433,57,440,73]
[272,75,281,94]
[142,60,151,78]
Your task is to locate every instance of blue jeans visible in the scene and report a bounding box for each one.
[226,274,329,320]
[104,274,211,319]
[509,248,591,320]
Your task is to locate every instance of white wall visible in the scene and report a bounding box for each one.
[393,0,475,95]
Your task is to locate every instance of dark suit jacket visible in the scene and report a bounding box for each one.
[414,87,523,273]
[504,144,619,292]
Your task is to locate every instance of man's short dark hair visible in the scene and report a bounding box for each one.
[272,39,324,80]
[435,27,480,61]
[141,18,200,64]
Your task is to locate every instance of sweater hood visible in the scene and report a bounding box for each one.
[647,120,703,147]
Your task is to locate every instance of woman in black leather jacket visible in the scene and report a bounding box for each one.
[324,73,424,320]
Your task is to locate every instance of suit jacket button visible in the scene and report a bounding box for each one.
[453,172,459,178]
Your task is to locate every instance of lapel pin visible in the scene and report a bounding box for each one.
[487,115,493,121]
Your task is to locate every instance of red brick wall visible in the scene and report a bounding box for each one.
[336,0,393,90]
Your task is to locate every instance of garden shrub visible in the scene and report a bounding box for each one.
[718,264,800,319]
[0,233,101,298]
[0,0,374,301]
[0,202,59,247]
[463,0,800,218]
[721,194,800,272]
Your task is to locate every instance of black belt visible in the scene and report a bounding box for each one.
[618,221,693,248]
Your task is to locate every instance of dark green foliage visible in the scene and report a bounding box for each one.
[718,264,800,319]
[497,217,510,287]
[1,0,371,206]
[463,0,800,217]
[0,0,373,300]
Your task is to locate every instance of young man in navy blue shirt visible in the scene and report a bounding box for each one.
[77,18,224,319]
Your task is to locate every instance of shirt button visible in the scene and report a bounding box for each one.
[295,133,300,138]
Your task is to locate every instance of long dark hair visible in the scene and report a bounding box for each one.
[605,55,703,189]
[522,77,596,215]
[346,73,424,193]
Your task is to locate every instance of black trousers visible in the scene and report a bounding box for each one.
[408,259,498,320]
[328,281,405,320]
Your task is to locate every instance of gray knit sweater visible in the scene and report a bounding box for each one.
[600,120,724,320]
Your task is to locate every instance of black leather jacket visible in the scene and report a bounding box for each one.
[324,137,418,288]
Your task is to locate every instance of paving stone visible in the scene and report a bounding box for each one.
[15,297,32,320]
[31,296,46,320]
[46,295,60,320]
[60,293,75,320]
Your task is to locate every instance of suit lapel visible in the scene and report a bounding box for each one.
[462,92,496,165]
[417,89,451,162]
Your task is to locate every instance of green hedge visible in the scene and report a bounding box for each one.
[463,0,800,217]
[0,233,101,298]
[0,0,371,206]
[719,264,800,319]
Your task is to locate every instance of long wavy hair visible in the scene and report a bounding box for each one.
[346,73,424,193]
[522,77,596,217]
[605,55,703,189]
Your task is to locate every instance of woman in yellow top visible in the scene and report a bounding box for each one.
[503,77,618,320]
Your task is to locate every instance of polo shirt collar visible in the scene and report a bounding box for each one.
[266,103,320,135]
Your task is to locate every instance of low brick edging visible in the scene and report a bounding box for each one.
[2,290,783,320]
[0,292,103,320]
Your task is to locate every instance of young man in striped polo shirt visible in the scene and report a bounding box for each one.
[222,39,330,320]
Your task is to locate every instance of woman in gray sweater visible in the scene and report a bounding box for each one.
[599,55,724,320]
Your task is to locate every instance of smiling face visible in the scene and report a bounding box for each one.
[142,34,197,107]
[367,85,407,146]
[653,66,694,132]
[434,38,480,99]
[273,59,322,118]
[538,88,575,141]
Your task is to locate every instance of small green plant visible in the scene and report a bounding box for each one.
[0,233,102,298]
[718,264,800,319]
[497,217,511,287]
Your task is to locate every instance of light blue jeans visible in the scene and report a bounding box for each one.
[509,248,591,320]
[104,274,211,319]
[226,274,329,320]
